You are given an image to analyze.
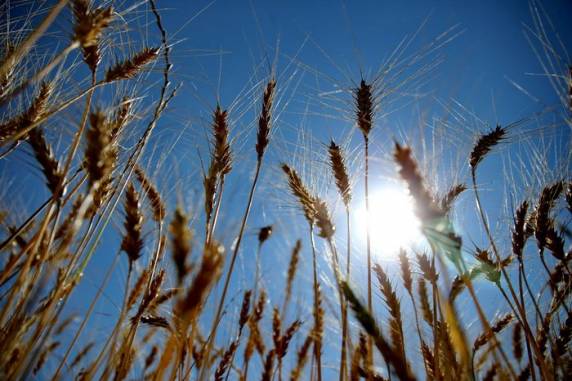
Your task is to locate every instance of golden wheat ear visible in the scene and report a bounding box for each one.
[0,43,16,101]
[290,334,312,381]
[440,183,467,212]
[393,142,443,223]
[469,125,506,169]
[125,269,150,311]
[242,290,268,379]
[283,240,301,314]
[534,181,564,251]
[211,105,232,176]
[373,264,406,362]
[256,79,276,161]
[71,0,113,73]
[27,126,64,196]
[313,198,335,239]
[70,342,95,370]
[142,344,158,374]
[342,281,415,381]
[214,340,238,380]
[169,207,192,285]
[238,290,252,336]
[120,183,144,266]
[328,140,351,207]
[34,341,61,375]
[85,110,111,185]
[104,47,159,82]
[354,79,374,138]
[203,157,218,226]
[134,165,166,223]
[398,249,413,293]
[84,109,117,208]
[175,241,224,326]
[473,313,514,352]
[281,163,316,225]
[0,81,52,144]
[420,341,438,379]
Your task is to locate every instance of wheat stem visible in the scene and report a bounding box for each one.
[363,135,374,371]
[50,249,122,380]
[339,208,351,381]
[309,225,323,381]
[517,261,540,381]
[471,170,550,379]
[201,160,263,379]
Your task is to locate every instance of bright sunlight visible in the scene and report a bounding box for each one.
[356,186,423,257]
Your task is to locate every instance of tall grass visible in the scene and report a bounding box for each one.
[0,1,570,380]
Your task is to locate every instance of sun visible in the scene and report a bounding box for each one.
[355,186,423,257]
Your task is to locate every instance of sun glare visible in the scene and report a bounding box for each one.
[356,187,423,257]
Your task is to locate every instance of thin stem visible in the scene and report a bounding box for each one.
[430,273,440,380]
[407,288,429,377]
[364,136,372,311]
[51,250,123,380]
[107,227,166,381]
[243,357,251,381]
[200,160,263,379]
[309,225,322,381]
[539,249,553,283]
[223,322,247,381]
[519,258,544,322]
[538,249,567,314]
[346,208,351,280]
[465,280,516,378]
[253,242,262,303]
[363,135,374,371]
[323,236,346,381]
[339,208,351,381]
[518,261,539,381]
[207,177,226,244]
[471,169,551,379]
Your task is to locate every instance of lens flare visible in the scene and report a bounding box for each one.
[356,187,423,257]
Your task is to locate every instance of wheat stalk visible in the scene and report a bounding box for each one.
[104,47,159,82]
[201,79,276,379]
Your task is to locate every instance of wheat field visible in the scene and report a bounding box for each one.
[0,0,571,380]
